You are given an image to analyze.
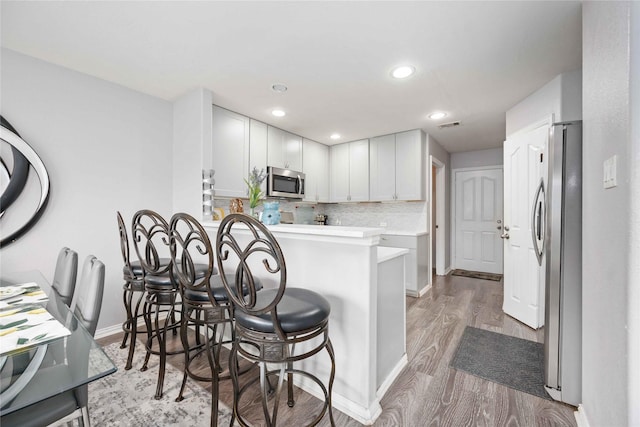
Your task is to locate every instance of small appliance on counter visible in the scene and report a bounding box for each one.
[314,214,328,225]
[280,211,294,224]
[261,201,281,225]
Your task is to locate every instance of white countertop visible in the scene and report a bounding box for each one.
[377,247,409,263]
[382,229,429,237]
[202,220,385,239]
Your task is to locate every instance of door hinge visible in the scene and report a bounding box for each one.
[540,153,543,163]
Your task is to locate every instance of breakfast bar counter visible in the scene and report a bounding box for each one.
[203,221,407,425]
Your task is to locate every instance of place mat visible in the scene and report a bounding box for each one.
[0,282,48,309]
[0,303,71,355]
[450,326,551,400]
[451,269,503,281]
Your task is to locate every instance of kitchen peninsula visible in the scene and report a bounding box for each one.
[203,221,408,425]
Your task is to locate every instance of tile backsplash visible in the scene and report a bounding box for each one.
[215,198,428,232]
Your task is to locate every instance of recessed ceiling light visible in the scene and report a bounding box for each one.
[272,83,288,93]
[272,109,286,117]
[429,112,447,120]
[391,65,415,79]
[330,133,341,140]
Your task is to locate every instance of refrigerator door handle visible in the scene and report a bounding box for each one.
[531,178,545,266]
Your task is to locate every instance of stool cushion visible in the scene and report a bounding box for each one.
[123,258,171,278]
[235,288,330,334]
[183,274,263,303]
[144,262,210,288]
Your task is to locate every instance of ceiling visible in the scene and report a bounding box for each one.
[0,1,582,153]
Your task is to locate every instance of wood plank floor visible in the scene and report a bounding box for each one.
[98,273,577,426]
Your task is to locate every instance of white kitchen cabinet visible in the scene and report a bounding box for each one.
[302,138,330,203]
[267,126,302,171]
[378,232,430,297]
[330,139,369,202]
[370,129,424,201]
[249,119,268,194]
[212,106,250,198]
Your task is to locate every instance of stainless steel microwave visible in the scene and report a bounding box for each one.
[267,166,305,199]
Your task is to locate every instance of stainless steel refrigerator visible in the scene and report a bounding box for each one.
[538,121,582,406]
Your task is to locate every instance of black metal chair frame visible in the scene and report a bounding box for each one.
[169,212,234,427]
[131,209,183,400]
[117,211,148,370]
[216,214,336,427]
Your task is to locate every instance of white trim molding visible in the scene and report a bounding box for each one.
[574,404,591,427]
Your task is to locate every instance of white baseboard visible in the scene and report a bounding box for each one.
[376,354,408,399]
[95,323,124,340]
[575,404,591,427]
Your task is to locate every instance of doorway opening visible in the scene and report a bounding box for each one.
[429,155,446,282]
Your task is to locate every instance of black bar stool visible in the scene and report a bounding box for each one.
[216,213,336,427]
[131,209,208,399]
[117,211,170,370]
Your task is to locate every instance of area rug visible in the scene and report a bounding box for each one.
[88,342,234,426]
[450,326,551,400]
[451,269,503,282]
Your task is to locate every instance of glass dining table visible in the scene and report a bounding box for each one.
[0,270,116,416]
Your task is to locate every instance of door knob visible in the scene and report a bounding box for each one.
[504,226,510,231]
[501,232,510,239]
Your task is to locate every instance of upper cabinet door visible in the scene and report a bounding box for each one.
[330,142,350,202]
[284,131,302,171]
[212,106,250,198]
[369,134,397,201]
[395,129,424,201]
[250,119,268,193]
[267,126,302,171]
[303,139,329,203]
[348,139,370,202]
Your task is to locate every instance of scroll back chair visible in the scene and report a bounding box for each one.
[169,212,235,427]
[117,211,170,370]
[216,213,336,427]
[132,209,207,399]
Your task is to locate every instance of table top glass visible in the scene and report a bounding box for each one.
[0,270,116,415]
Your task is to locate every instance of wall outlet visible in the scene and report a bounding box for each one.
[603,155,618,189]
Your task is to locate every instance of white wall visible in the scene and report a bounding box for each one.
[582,2,638,426]
[450,147,503,170]
[172,87,213,219]
[0,48,173,331]
[428,135,451,270]
[506,69,582,136]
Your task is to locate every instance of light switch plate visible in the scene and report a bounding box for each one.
[603,155,618,189]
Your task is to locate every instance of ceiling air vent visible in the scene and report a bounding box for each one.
[438,121,461,129]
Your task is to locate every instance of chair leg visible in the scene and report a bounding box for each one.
[287,366,294,407]
[125,290,145,370]
[326,338,336,427]
[175,307,191,402]
[80,405,91,427]
[120,284,132,349]
[154,301,170,400]
[205,323,219,427]
[140,299,153,372]
[228,342,239,427]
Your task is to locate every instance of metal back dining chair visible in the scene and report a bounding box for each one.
[216,214,336,427]
[132,209,209,400]
[51,247,78,308]
[169,212,233,427]
[117,211,169,370]
[1,255,105,427]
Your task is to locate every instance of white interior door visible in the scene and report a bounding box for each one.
[454,168,504,274]
[503,124,548,329]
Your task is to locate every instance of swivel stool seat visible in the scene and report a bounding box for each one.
[216,214,336,426]
[131,209,208,399]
